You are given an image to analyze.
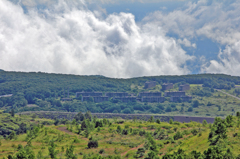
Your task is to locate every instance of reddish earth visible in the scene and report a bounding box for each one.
[121,143,144,156]
[57,127,75,135]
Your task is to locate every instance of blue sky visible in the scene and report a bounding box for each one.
[0,0,240,78]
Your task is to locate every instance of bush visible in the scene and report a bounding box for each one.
[236,112,240,117]
[99,149,105,154]
[122,108,132,114]
[207,102,212,106]
[88,140,98,148]
[122,129,128,135]
[116,126,122,134]
[139,130,146,136]
[193,100,199,108]
[188,107,193,112]
[165,107,172,112]
[191,129,198,136]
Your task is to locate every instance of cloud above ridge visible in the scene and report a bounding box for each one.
[2,0,240,77]
[0,0,194,78]
[142,0,240,75]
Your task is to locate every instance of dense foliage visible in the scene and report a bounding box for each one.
[1,111,240,158]
[0,71,239,116]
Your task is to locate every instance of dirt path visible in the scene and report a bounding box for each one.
[121,143,144,157]
[215,89,240,100]
[57,127,75,135]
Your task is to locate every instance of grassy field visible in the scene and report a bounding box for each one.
[1,112,240,158]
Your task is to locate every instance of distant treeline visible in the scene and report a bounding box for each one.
[0,71,237,113]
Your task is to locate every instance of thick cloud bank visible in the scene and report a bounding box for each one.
[0,0,193,78]
[143,0,240,76]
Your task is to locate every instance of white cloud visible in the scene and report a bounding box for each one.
[177,38,196,48]
[0,0,193,78]
[201,42,240,76]
[142,0,240,45]
[142,0,240,75]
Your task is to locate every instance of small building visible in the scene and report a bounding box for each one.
[94,96,109,103]
[170,96,192,102]
[82,96,109,103]
[105,92,129,97]
[76,92,102,98]
[114,97,137,103]
[164,91,185,97]
[144,81,157,89]
[141,97,165,103]
[161,83,173,91]
[138,92,162,97]
[179,84,190,91]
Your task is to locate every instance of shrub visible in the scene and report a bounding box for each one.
[99,149,105,154]
[122,108,132,114]
[207,102,212,106]
[191,129,198,136]
[122,129,128,135]
[173,131,183,140]
[193,100,199,108]
[139,130,146,136]
[165,107,172,112]
[116,126,122,134]
[202,120,208,127]
[188,107,193,112]
[88,140,98,148]
[236,112,240,117]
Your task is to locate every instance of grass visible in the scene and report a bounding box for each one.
[1,113,240,158]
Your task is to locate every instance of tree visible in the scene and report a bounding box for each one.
[225,115,233,127]
[74,112,85,122]
[116,126,122,134]
[149,116,155,123]
[145,151,159,159]
[236,112,240,117]
[9,131,16,140]
[173,131,183,140]
[85,111,92,121]
[188,107,193,112]
[156,119,161,124]
[203,146,224,159]
[209,117,227,145]
[165,106,172,112]
[202,120,208,127]
[48,140,58,159]
[122,108,132,114]
[65,145,77,159]
[193,100,199,108]
[0,101,3,107]
[88,140,98,148]
[135,148,145,158]
[10,109,15,117]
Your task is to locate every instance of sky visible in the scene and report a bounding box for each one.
[0,0,240,78]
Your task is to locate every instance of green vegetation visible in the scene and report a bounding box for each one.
[0,111,240,158]
[0,71,240,117]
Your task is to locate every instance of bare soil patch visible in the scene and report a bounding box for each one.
[57,127,75,135]
[121,143,144,156]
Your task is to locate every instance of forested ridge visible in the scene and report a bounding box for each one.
[0,71,239,116]
[0,71,238,95]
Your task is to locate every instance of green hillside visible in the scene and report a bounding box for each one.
[0,71,240,117]
[0,112,240,158]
